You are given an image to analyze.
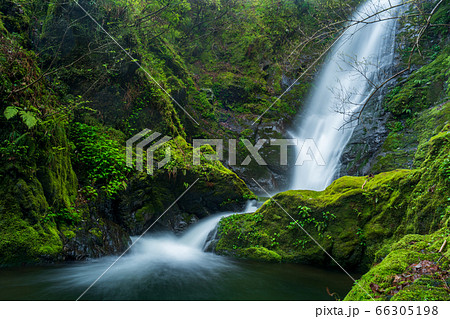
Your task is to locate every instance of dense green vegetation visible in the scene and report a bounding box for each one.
[0,0,449,302]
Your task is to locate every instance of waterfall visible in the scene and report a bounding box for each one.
[26,201,261,299]
[290,0,401,191]
[201,200,259,251]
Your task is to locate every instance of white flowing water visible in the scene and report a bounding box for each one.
[69,200,260,288]
[2,201,355,301]
[291,0,401,191]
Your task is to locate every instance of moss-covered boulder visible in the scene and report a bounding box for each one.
[0,178,62,265]
[215,170,414,269]
[345,229,450,301]
[117,136,255,235]
[0,131,75,265]
[215,124,449,270]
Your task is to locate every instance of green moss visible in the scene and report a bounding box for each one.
[153,135,256,203]
[373,102,450,173]
[0,214,62,266]
[345,229,450,301]
[62,230,76,240]
[385,45,450,116]
[0,15,5,32]
[391,285,450,301]
[216,122,449,271]
[240,247,282,263]
[88,228,103,239]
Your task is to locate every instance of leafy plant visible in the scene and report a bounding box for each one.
[287,207,336,238]
[356,228,367,247]
[439,156,450,183]
[4,105,38,129]
[70,122,132,198]
[41,206,81,226]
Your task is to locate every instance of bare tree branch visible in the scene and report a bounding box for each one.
[343,0,444,126]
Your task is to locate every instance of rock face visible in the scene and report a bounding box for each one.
[210,70,306,194]
[228,119,294,193]
[61,219,131,261]
[337,90,391,177]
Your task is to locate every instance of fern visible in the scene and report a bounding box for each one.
[19,111,38,129]
[3,106,38,128]
[4,106,19,119]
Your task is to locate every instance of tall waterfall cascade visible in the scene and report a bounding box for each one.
[290,0,402,191]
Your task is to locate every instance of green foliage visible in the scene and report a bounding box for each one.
[0,135,29,162]
[41,206,81,226]
[3,105,39,129]
[356,228,366,247]
[439,156,450,184]
[4,106,19,119]
[70,122,131,198]
[385,46,450,116]
[386,121,404,132]
[286,206,336,237]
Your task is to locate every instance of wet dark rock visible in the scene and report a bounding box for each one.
[116,171,250,235]
[62,218,131,261]
[338,91,390,177]
[203,225,220,253]
[227,119,294,193]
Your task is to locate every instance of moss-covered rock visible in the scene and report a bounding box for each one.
[117,135,255,235]
[239,247,282,263]
[372,102,450,174]
[215,123,449,271]
[216,170,414,269]
[345,229,450,301]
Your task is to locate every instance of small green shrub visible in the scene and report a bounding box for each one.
[70,122,131,198]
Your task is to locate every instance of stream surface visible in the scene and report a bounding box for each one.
[0,211,356,301]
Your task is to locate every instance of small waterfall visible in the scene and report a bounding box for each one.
[202,200,260,251]
[127,200,260,258]
[291,0,401,191]
[30,201,261,298]
[182,213,234,249]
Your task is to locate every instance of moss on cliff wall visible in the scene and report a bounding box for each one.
[0,0,257,265]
